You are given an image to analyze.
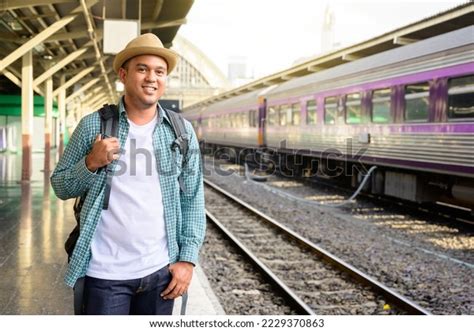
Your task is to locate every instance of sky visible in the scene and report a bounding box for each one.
[178,0,467,81]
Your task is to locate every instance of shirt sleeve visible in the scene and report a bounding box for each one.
[50,116,99,200]
[178,120,206,265]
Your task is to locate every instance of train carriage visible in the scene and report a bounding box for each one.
[185,26,474,209]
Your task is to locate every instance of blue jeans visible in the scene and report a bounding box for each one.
[83,265,174,315]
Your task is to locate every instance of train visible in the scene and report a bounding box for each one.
[183,26,474,210]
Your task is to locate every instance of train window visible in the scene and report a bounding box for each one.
[324,97,337,125]
[345,93,362,124]
[306,100,317,125]
[241,112,248,128]
[448,75,474,121]
[236,113,243,127]
[291,103,301,126]
[268,106,277,126]
[249,110,257,127]
[404,82,429,122]
[279,105,289,126]
[372,88,391,123]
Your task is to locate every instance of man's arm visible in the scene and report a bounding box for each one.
[50,116,98,200]
[177,120,206,264]
[161,121,206,300]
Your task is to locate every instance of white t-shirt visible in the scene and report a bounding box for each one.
[87,112,169,280]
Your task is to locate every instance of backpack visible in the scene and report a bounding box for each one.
[64,103,189,262]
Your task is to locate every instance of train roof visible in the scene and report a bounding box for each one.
[266,25,474,99]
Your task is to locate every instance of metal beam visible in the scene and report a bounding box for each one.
[142,18,187,30]
[0,0,99,72]
[21,50,34,181]
[58,75,66,157]
[307,65,323,73]
[0,0,77,10]
[0,17,75,72]
[281,75,294,81]
[33,47,89,87]
[3,69,22,87]
[341,54,361,61]
[80,0,115,101]
[393,36,419,45]
[65,78,101,104]
[85,92,107,109]
[44,77,53,172]
[0,32,22,44]
[45,29,103,43]
[151,0,164,21]
[53,66,95,97]
[1,68,44,95]
[45,18,185,43]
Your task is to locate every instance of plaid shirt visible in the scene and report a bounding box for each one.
[51,99,205,287]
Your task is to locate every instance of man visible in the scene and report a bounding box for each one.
[51,33,205,315]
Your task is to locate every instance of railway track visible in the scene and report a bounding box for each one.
[211,157,473,228]
[204,178,431,315]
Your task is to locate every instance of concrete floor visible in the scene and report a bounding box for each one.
[0,153,76,314]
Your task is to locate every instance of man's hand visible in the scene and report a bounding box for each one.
[161,262,194,300]
[85,134,120,172]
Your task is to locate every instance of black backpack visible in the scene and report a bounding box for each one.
[64,103,189,262]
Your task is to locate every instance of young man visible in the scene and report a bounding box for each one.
[51,33,205,315]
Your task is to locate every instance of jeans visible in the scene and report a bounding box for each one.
[83,265,174,315]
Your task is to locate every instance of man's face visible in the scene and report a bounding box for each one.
[119,54,168,109]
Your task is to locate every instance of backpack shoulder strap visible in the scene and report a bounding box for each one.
[98,104,119,209]
[164,108,189,157]
[99,104,119,138]
[163,108,189,193]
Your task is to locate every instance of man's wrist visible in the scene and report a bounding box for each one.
[85,154,98,172]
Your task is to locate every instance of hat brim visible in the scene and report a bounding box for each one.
[113,46,178,74]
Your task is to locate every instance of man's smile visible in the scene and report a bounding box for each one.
[143,85,157,93]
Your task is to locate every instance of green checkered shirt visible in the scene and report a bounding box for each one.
[51,99,205,287]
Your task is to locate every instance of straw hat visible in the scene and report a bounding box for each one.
[113,33,179,74]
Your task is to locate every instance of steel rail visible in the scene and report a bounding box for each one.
[206,210,315,315]
[204,178,431,315]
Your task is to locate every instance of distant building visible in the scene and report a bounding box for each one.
[166,35,230,109]
[321,5,336,53]
[227,56,254,87]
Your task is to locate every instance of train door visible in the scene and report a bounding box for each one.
[258,96,267,147]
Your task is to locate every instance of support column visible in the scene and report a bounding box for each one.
[44,76,53,173]
[21,50,34,182]
[58,75,66,157]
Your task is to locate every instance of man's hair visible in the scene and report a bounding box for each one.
[121,58,131,71]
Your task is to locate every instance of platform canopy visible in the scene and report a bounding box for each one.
[0,0,194,105]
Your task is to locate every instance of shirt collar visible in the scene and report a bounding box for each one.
[118,96,171,126]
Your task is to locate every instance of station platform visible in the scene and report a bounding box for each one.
[0,152,224,315]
